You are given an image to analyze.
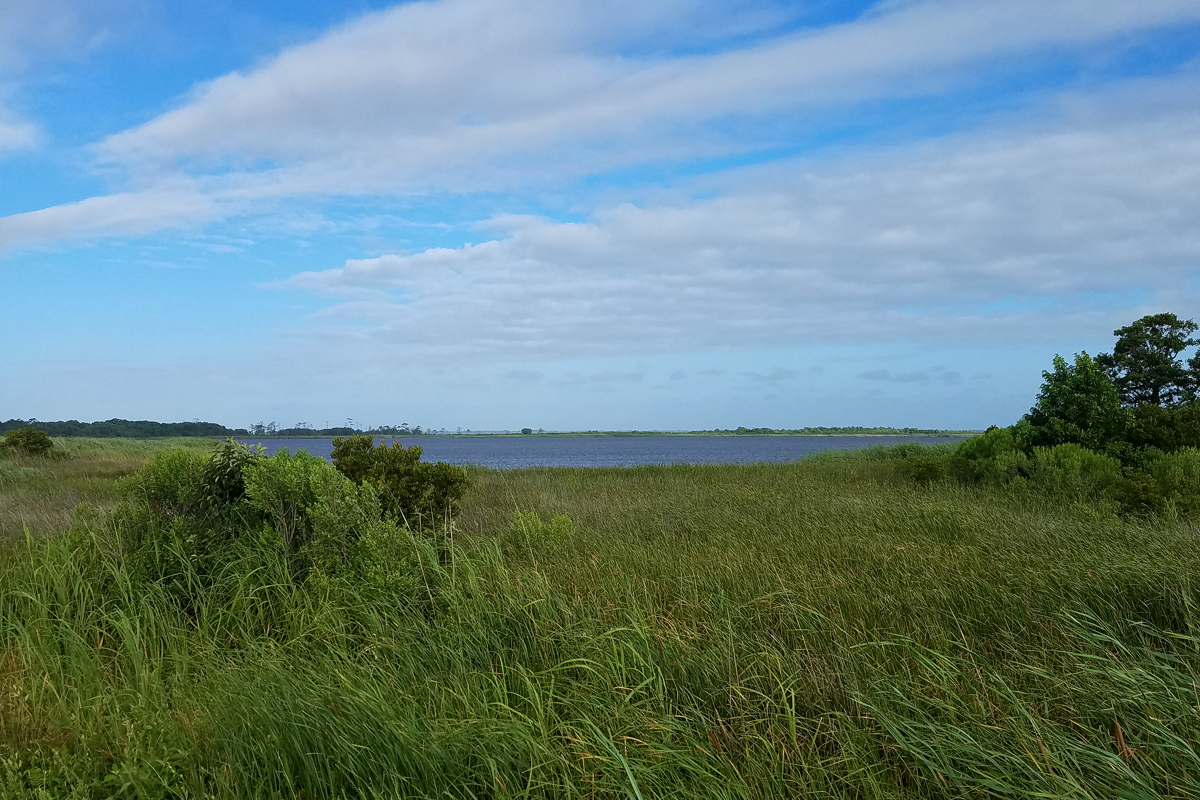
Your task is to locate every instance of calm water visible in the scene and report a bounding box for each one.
[238,436,966,469]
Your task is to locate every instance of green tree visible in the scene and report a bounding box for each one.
[1096,312,1198,407]
[1024,352,1131,452]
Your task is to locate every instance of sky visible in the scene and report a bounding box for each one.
[2,0,1199,432]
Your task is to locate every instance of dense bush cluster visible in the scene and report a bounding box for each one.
[330,435,469,527]
[113,439,468,610]
[880,313,1200,516]
[0,426,56,457]
[0,417,246,438]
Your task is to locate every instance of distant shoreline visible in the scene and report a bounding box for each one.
[237,430,979,439]
[5,418,980,439]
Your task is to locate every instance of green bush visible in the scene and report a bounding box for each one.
[118,447,210,517]
[1022,444,1121,497]
[112,444,269,606]
[304,474,447,606]
[243,449,332,553]
[1109,447,1200,517]
[109,443,453,607]
[950,425,1026,478]
[200,439,261,509]
[331,435,469,529]
[1,426,54,457]
[951,434,1121,499]
[1023,352,1132,452]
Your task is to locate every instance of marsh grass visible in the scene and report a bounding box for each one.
[0,438,214,539]
[0,442,1198,797]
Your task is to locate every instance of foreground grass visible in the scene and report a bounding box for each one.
[1,444,1199,797]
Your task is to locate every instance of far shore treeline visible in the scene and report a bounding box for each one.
[0,418,974,439]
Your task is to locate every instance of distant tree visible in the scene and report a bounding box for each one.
[1024,352,1131,452]
[1096,312,1198,407]
[521,428,533,435]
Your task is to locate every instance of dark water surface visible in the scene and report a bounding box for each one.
[238,436,966,469]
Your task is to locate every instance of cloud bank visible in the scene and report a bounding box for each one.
[285,92,1200,360]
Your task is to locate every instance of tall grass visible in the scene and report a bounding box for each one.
[0,438,214,539]
[1,446,1198,797]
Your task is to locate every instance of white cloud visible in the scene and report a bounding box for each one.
[94,0,1200,191]
[4,0,1197,247]
[285,96,1200,360]
[0,0,142,158]
[0,115,36,153]
[0,182,221,246]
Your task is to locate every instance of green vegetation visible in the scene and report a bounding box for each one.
[1,419,974,440]
[0,438,214,540]
[714,426,973,437]
[1,312,1199,797]
[331,435,469,528]
[0,432,1197,796]
[946,312,1200,516]
[1,427,56,458]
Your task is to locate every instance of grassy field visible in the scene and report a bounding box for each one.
[0,438,213,540]
[1,439,1198,798]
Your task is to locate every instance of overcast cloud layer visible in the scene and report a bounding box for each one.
[2,0,1199,428]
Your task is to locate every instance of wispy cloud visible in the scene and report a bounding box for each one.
[0,0,136,157]
[744,368,799,383]
[859,368,966,384]
[6,0,1200,246]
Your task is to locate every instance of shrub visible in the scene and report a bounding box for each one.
[1110,448,1200,517]
[331,435,469,528]
[118,448,209,517]
[113,445,270,605]
[951,433,1121,500]
[1109,472,1168,517]
[243,449,333,552]
[305,476,446,606]
[200,439,261,510]
[1022,444,1121,497]
[111,442,444,606]
[2,426,54,457]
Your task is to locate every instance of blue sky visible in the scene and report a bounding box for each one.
[2,0,1199,432]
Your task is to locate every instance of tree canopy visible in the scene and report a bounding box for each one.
[1096,312,1198,407]
[1023,352,1131,452]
